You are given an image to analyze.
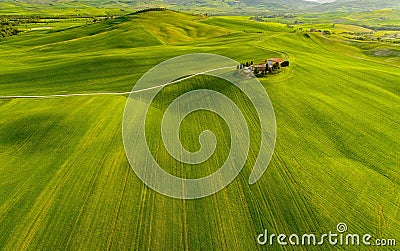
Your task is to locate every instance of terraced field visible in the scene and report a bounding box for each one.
[0,10,399,250]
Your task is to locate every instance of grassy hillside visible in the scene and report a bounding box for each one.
[0,9,399,250]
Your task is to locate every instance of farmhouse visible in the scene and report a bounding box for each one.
[238,57,288,76]
[254,58,285,73]
[252,64,267,72]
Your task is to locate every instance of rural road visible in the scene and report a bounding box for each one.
[0,66,235,100]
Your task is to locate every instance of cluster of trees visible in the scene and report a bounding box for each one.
[281,60,289,67]
[1,16,42,24]
[240,61,253,68]
[250,14,296,21]
[0,16,48,38]
[0,19,19,38]
[309,28,332,35]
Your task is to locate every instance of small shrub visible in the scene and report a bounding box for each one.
[281,61,290,67]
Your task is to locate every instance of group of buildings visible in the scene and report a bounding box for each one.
[237,58,289,76]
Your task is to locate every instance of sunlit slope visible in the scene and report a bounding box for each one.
[133,11,231,44]
[0,11,399,250]
[2,10,231,50]
[201,16,292,33]
[3,16,162,50]
[0,11,236,96]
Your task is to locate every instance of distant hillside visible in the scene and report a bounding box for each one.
[311,0,400,12]
[0,0,319,13]
[162,0,318,10]
[1,0,400,13]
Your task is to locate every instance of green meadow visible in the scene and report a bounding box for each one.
[0,9,399,250]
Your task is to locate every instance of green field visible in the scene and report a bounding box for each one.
[0,9,399,250]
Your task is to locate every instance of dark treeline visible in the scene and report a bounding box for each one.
[358,24,400,31]
[1,25,19,38]
[135,8,168,14]
[0,18,20,38]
